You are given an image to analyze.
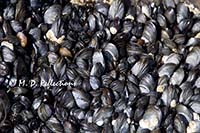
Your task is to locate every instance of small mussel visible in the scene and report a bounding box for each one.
[139,105,162,131]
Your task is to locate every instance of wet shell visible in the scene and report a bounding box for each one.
[161,86,178,107]
[162,53,182,65]
[192,21,200,33]
[93,107,113,126]
[139,106,162,131]
[108,0,124,20]
[0,1,200,132]
[2,46,16,63]
[185,46,200,69]
[46,116,63,133]
[37,103,52,121]
[176,104,193,122]
[0,62,9,77]
[131,58,151,79]
[72,89,90,109]
[176,3,189,23]
[179,84,193,105]
[141,21,157,43]
[103,43,119,62]
[157,14,167,28]
[158,63,176,78]
[95,3,109,16]
[14,124,29,133]
[139,73,156,93]
[3,5,14,20]
[93,51,105,68]
[170,68,184,85]
[164,8,176,24]
[44,5,61,24]
[112,113,129,133]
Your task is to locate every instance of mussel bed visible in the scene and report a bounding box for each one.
[0,0,200,132]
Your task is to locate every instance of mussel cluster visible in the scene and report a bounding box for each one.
[0,0,200,132]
